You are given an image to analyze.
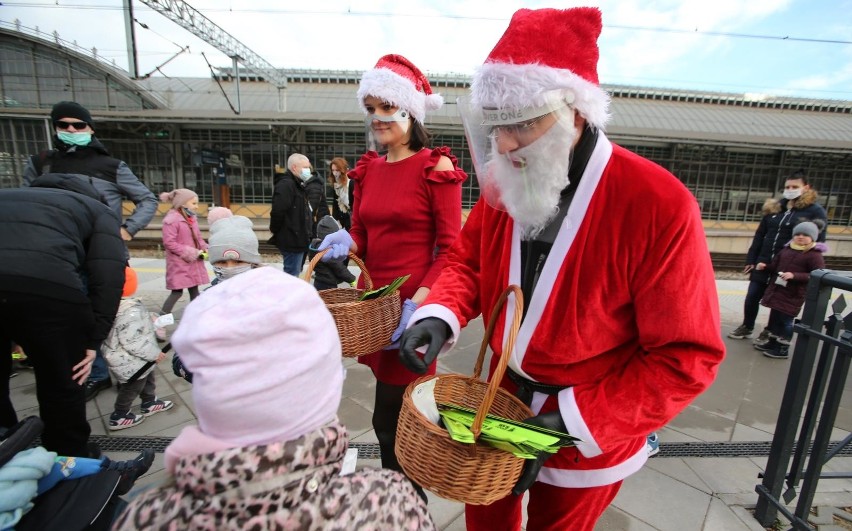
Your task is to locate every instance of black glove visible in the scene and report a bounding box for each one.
[512,410,568,495]
[398,317,450,374]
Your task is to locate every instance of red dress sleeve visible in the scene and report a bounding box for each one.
[420,147,468,288]
[348,151,380,256]
[346,151,379,183]
[423,146,467,184]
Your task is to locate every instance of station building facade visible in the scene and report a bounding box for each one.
[1,24,850,255]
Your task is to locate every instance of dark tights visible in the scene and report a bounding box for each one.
[373,380,426,500]
[161,287,200,314]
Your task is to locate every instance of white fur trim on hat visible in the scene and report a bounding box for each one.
[357,54,443,123]
[472,7,611,129]
[472,63,610,129]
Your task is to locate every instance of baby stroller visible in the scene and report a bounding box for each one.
[0,416,125,531]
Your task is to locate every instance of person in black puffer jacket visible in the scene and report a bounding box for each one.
[0,173,126,457]
[269,155,313,276]
[728,170,828,343]
[308,216,356,291]
[23,101,158,400]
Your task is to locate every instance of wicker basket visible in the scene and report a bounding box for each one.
[395,285,532,505]
[303,250,401,358]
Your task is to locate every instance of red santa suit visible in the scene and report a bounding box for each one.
[411,132,725,527]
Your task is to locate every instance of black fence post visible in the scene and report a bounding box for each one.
[754,270,852,528]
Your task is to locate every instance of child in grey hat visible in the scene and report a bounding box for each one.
[757,220,826,359]
[172,215,264,383]
[207,215,263,284]
[309,215,356,290]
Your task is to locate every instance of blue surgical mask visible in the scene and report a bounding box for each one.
[57,131,92,147]
[300,168,312,181]
[182,207,197,217]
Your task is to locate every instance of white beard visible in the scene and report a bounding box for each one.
[484,118,577,239]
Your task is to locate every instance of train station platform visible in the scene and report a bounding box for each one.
[8,256,852,530]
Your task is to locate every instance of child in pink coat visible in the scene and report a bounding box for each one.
[160,189,209,314]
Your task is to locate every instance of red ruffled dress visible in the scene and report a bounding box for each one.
[348,147,467,385]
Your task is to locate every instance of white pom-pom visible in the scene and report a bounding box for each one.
[424,93,444,111]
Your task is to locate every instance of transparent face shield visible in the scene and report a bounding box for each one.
[457,91,575,212]
[364,108,411,152]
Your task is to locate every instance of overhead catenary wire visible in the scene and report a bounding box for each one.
[134,15,186,51]
[3,2,850,99]
[3,2,851,45]
[201,51,239,115]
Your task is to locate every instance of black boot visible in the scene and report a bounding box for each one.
[762,343,789,359]
[754,338,782,352]
[100,448,155,495]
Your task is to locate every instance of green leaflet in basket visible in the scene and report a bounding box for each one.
[437,402,581,458]
[438,408,555,458]
[357,274,411,301]
[440,412,476,445]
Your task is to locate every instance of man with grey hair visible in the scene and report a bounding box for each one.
[269,153,313,276]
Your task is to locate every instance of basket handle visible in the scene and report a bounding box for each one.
[302,249,373,290]
[469,285,524,441]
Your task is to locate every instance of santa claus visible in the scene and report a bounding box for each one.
[399,6,726,530]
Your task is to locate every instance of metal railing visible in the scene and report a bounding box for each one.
[754,270,852,529]
[0,20,128,76]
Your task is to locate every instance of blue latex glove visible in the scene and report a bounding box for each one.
[384,298,418,350]
[317,229,353,262]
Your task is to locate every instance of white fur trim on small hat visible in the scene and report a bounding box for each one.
[357,54,443,123]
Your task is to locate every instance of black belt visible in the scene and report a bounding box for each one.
[507,369,570,406]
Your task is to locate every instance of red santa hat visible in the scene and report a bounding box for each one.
[357,54,444,123]
[472,7,610,129]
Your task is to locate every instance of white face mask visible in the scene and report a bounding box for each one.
[783,189,803,200]
[213,263,253,282]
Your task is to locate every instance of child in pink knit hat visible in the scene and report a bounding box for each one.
[159,189,209,316]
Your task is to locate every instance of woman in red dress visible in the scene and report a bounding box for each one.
[322,54,467,493]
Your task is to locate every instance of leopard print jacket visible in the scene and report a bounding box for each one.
[112,422,435,530]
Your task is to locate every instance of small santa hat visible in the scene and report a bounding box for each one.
[357,54,444,123]
[472,7,611,129]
